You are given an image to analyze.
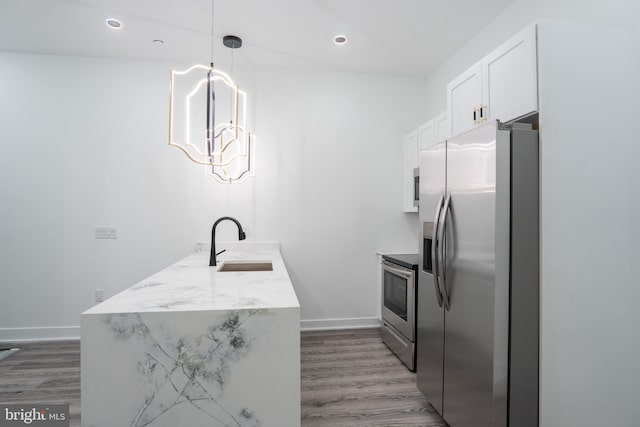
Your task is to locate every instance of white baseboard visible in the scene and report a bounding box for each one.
[0,319,379,341]
[0,326,80,343]
[300,317,380,331]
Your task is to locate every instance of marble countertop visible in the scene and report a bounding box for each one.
[83,241,299,315]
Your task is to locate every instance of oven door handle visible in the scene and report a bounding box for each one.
[382,260,414,279]
[431,195,444,308]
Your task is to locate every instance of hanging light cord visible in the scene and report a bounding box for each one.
[210,0,215,65]
[206,0,216,168]
[229,44,234,123]
[230,43,234,77]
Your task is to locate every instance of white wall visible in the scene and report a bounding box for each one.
[251,68,423,326]
[0,52,425,340]
[537,22,640,427]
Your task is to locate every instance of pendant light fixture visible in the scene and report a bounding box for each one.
[168,0,255,184]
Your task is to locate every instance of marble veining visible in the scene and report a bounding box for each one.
[104,311,262,427]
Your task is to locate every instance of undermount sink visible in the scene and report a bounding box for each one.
[217,261,273,272]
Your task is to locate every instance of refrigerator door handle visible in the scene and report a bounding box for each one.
[438,193,452,311]
[431,195,444,308]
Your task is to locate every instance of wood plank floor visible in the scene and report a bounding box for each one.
[0,328,446,426]
[0,341,81,426]
[301,328,446,426]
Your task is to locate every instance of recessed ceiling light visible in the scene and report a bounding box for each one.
[334,35,348,45]
[153,39,165,45]
[105,18,122,30]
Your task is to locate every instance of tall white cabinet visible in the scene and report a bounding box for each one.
[447,24,537,137]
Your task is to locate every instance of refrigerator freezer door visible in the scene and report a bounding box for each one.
[417,141,446,414]
[442,123,497,426]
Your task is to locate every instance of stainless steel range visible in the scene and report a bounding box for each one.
[381,253,419,371]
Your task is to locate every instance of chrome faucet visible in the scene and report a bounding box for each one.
[210,216,246,266]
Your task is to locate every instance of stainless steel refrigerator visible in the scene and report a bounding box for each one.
[417,119,539,427]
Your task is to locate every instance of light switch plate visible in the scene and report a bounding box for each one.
[95,226,117,239]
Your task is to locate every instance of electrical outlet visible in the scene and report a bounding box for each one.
[195,242,210,252]
[95,226,117,239]
[95,289,104,302]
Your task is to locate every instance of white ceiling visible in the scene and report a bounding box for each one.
[0,0,514,77]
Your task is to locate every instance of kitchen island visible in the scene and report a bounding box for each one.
[81,242,300,427]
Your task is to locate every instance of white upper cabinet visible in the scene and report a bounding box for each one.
[403,129,419,212]
[447,61,482,137]
[402,112,447,212]
[482,24,537,125]
[447,24,538,137]
[434,111,449,143]
[418,119,436,152]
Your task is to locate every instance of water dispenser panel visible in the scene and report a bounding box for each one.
[423,222,434,273]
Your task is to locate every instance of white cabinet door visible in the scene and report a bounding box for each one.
[403,130,418,212]
[418,119,436,152]
[482,24,537,123]
[447,61,482,137]
[434,112,448,143]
